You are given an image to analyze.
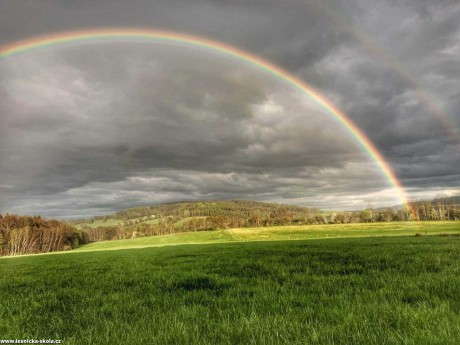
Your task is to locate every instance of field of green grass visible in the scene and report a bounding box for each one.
[1,222,459,344]
[74,221,460,252]
[74,230,234,252]
[229,221,460,241]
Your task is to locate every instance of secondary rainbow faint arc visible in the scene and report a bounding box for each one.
[292,0,460,143]
[0,28,410,208]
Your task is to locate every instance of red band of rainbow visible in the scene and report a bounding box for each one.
[0,28,410,210]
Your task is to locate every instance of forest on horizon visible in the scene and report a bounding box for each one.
[1,198,459,257]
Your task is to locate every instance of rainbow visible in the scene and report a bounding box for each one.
[0,28,410,209]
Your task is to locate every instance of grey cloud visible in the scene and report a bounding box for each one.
[0,0,459,216]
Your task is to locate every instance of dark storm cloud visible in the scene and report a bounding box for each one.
[0,43,365,215]
[0,0,355,70]
[0,0,459,217]
[300,1,460,192]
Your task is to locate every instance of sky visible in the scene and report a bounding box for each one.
[0,0,459,218]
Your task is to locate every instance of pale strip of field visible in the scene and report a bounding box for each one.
[73,230,235,252]
[73,221,459,253]
[228,221,460,241]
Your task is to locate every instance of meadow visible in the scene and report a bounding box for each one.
[0,222,459,344]
[74,221,460,252]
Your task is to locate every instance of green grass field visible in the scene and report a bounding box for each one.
[73,221,460,252]
[1,222,459,344]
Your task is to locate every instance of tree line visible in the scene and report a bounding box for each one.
[407,199,459,221]
[0,214,82,256]
[2,198,459,256]
[80,199,460,243]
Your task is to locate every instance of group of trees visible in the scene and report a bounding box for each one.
[328,200,459,224]
[0,214,83,256]
[84,224,176,242]
[407,199,460,221]
[109,200,321,223]
[79,198,458,230]
[79,206,322,242]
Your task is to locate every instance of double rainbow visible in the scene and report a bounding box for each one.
[0,28,410,208]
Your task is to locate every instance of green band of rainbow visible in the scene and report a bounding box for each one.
[0,28,409,208]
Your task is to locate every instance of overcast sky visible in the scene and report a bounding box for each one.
[0,0,459,218]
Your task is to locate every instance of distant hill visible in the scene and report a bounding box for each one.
[431,195,460,205]
[114,200,317,220]
[70,197,459,243]
[69,200,329,243]
[381,195,460,211]
[71,200,320,227]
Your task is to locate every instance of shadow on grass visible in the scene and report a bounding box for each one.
[166,276,227,294]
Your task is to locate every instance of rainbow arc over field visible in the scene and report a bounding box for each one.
[0,28,411,210]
